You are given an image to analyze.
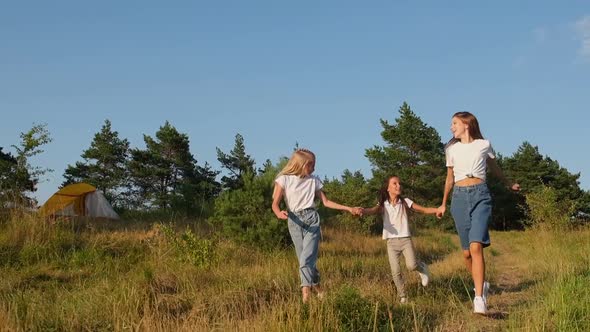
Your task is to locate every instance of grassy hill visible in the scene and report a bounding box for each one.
[0,213,588,331]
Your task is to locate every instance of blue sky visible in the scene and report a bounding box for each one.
[1,1,589,204]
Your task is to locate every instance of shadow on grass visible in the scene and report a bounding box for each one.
[484,311,509,320]
[496,279,536,293]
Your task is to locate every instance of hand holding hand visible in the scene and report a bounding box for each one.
[511,183,520,192]
[435,205,446,219]
[275,210,288,220]
[350,207,363,216]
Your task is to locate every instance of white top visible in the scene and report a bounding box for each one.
[445,139,495,182]
[382,198,414,239]
[275,174,323,212]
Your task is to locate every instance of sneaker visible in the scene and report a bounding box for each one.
[473,296,487,314]
[418,263,430,287]
[473,281,490,303]
[400,297,408,304]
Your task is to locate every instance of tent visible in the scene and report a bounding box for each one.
[38,183,120,219]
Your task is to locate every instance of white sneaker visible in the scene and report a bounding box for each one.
[400,297,408,304]
[473,296,487,314]
[418,263,430,287]
[473,281,490,303]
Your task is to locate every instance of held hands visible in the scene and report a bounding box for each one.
[349,207,364,216]
[510,183,521,191]
[275,207,364,220]
[274,210,288,220]
[435,205,446,219]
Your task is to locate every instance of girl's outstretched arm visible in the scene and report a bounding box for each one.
[412,203,442,219]
[361,205,381,216]
[272,184,288,220]
[318,191,361,215]
[487,158,520,191]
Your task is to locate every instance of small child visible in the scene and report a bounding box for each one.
[362,175,439,304]
[272,149,361,303]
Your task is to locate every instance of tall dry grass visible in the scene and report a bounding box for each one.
[0,210,588,331]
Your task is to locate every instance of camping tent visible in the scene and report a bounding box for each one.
[38,183,120,219]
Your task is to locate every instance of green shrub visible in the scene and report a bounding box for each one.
[160,223,216,268]
[210,165,291,250]
[525,185,574,230]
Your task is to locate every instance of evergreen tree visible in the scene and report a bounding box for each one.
[577,191,590,215]
[259,159,273,174]
[210,159,289,249]
[63,119,130,205]
[365,102,445,205]
[486,154,526,230]
[128,121,219,213]
[216,133,256,190]
[322,170,377,233]
[0,147,33,204]
[502,141,589,215]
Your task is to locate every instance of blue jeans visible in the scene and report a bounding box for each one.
[288,208,321,287]
[450,183,492,250]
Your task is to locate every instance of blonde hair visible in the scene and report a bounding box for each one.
[278,149,316,178]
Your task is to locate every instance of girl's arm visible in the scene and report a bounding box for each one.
[318,191,361,215]
[361,205,381,216]
[437,167,455,218]
[411,203,441,218]
[487,157,520,191]
[272,184,288,219]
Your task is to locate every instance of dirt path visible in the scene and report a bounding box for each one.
[470,237,536,330]
[429,233,537,331]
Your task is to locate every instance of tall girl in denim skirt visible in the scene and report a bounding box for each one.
[361,176,439,304]
[272,149,362,303]
[437,112,519,314]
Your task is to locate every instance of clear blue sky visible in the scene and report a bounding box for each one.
[1,1,589,204]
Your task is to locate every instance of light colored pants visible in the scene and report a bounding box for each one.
[386,237,427,298]
[287,208,321,287]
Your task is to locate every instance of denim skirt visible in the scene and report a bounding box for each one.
[450,182,492,250]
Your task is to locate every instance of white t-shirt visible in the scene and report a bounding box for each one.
[275,174,323,212]
[382,198,414,239]
[445,139,495,182]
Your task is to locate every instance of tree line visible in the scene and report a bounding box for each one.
[2,103,588,236]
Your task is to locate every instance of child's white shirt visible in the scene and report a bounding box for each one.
[445,139,495,182]
[275,174,323,212]
[382,198,414,239]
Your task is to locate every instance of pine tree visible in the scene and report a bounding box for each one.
[503,142,584,200]
[128,121,219,213]
[502,141,588,216]
[210,159,289,249]
[0,147,33,204]
[322,170,376,233]
[216,133,256,190]
[63,119,130,205]
[365,102,445,204]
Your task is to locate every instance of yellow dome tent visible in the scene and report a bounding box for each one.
[38,183,120,219]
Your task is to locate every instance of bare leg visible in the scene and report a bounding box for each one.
[302,286,311,303]
[462,249,472,273]
[469,242,485,296]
